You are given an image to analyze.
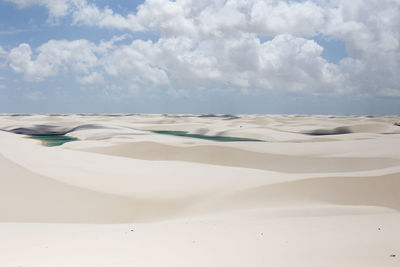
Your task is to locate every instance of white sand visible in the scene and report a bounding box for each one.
[0,114,399,266]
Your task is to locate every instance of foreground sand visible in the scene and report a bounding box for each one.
[0,114,399,266]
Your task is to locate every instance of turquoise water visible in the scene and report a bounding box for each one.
[29,135,79,147]
[152,130,264,142]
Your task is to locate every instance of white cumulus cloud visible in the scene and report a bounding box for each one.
[144,34,342,93]
[71,2,143,31]
[8,39,99,81]
[6,34,341,93]
[4,0,400,96]
[69,0,326,38]
[7,36,169,87]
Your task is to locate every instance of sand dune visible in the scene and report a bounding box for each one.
[81,141,400,173]
[0,153,139,223]
[212,173,400,213]
[2,149,398,223]
[0,114,400,267]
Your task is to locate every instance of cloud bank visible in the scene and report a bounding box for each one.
[4,0,400,96]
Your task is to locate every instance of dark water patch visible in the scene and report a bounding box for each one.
[152,130,264,142]
[304,126,352,136]
[29,135,79,147]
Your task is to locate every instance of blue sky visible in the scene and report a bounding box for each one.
[0,0,399,114]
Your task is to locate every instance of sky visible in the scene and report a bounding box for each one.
[0,0,399,114]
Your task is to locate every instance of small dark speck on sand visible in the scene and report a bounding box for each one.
[390,254,396,257]
[260,232,263,236]
[378,227,381,230]
[130,229,134,232]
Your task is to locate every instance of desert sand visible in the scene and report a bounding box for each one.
[0,114,399,266]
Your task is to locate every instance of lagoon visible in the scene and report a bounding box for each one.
[29,135,78,147]
[152,130,263,142]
